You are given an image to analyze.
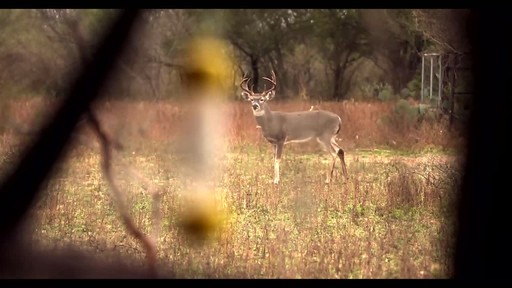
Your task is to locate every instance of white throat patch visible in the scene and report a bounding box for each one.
[253,109,266,116]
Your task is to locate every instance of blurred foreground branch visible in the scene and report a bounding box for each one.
[0,10,153,278]
[87,111,160,277]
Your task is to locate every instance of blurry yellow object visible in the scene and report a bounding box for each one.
[182,36,234,96]
[177,35,233,246]
[177,192,230,244]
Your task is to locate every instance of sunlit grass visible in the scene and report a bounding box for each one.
[12,141,459,279]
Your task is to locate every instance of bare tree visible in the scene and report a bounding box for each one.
[311,9,369,100]
[360,9,424,94]
[412,9,471,54]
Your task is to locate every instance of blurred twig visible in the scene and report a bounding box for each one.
[0,10,147,278]
[87,111,159,277]
[7,113,164,273]
[0,9,140,240]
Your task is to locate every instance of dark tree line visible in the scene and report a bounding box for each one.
[0,9,469,102]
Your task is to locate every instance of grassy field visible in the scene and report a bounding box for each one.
[1,142,458,278]
[0,99,462,278]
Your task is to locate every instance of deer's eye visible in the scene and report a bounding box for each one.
[259,99,264,103]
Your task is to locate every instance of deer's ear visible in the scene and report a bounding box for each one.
[265,90,275,101]
[241,91,252,101]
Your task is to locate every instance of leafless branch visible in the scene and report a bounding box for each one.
[7,114,164,250]
[228,37,252,58]
[421,30,462,54]
[366,52,389,74]
[119,61,158,98]
[37,10,81,51]
[87,111,159,277]
[125,167,162,242]
[0,10,144,278]
[148,58,183,70]
[412,9,467,54]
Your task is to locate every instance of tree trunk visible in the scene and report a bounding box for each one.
[250,55,259,91]
[332,64,342,100]
[338,47,357,99]
[331,51,353,101]
[274,48,288,97]
[390,74,403,94]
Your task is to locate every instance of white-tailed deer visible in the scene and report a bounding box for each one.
[240,71,348,184]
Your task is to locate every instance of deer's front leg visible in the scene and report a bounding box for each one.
[273,142,284,184]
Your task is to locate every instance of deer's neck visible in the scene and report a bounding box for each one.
[253,103,274,128]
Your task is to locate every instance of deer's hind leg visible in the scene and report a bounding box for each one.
[317,136,338,184]
[330,137,348,179]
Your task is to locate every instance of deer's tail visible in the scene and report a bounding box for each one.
[335,115,342,135]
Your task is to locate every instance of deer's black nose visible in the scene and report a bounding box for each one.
[252,103,259,110]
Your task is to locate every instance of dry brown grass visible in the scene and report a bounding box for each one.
[10,144,456,279]
[5,98,463,152]
[0,98,462,278]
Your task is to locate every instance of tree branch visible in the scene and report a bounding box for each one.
[0,10,140,242]
[148,58,183,70]
[228,37,252,58]
[87,111,159,277]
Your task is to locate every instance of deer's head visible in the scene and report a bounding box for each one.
[240,71,276,114]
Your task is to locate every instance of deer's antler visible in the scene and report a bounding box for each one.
[262,70,276,95]
[239,74,253,95]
